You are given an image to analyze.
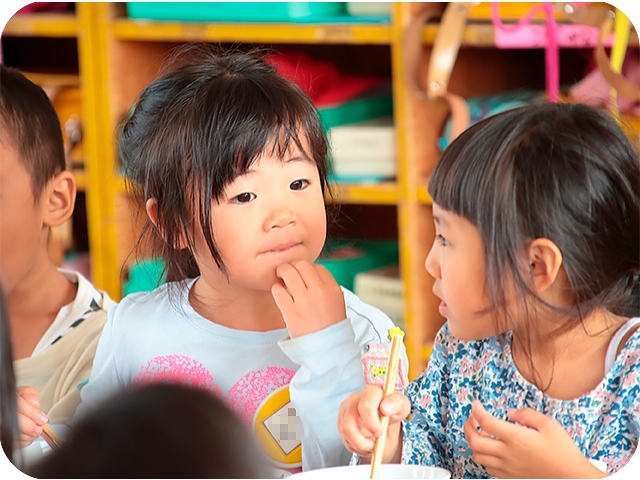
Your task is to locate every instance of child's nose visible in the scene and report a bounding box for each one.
[265,204,295,230]
[425,242,440,278]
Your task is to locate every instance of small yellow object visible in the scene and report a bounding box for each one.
[387,326,405,340]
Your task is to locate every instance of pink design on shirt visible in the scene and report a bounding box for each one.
[226,367,295,423]
[134,354,221,395]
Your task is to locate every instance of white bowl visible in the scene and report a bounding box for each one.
[288,464,451,479]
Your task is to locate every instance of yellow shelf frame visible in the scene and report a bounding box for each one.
[421,20,639,48]
[2,13,78,37]
[111,19,392,44]
[331,182,399,205]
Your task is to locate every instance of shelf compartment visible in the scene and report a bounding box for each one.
[330,182,398,205]
[111,19,391,44]
[117,176,398,205]
[3,13,78,38]
[426,21,640,48]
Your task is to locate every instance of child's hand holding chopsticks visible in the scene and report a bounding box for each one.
[16,386,49,448]
[337,328,411,469]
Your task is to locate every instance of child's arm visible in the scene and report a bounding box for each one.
[16,386,48,448]
[337,385,408,463]
[273,259,406,469]
[464,401,608,478]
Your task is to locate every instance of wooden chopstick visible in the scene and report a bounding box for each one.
[370,327,405,479]
[41,424,64,451]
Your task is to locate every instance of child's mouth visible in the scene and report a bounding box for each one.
[438,301,448,315]
[264,242,301,254]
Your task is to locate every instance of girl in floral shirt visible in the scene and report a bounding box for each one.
[338,103,639,478]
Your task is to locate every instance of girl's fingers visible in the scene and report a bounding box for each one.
[507,407,550,432]
[271,282,293,309]
[288,260,322,290]
[471,401,519,441]
[380,392,412,422]
[356,386,385,434]
[17,386,41,406]
[464,416,504,457]
[471,451,505,473]
[275,263,306,298]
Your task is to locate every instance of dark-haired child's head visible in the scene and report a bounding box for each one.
[0,66,76,295]
[427,102,639,339]
[120,51,329,285]
[29,383,271,478]
[0,65,66,197]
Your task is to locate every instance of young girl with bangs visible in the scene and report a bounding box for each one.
[338,102,639,478]
[21,51,406,474]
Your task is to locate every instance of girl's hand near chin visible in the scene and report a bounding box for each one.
[271,260,346,338]
[464,401,608,479]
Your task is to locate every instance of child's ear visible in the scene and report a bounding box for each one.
[43,170,76,227]
[146,198,188,249]
[527,238,563,294]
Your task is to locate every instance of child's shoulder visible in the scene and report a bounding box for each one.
[112,279,191,319]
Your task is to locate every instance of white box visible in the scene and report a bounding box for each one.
[328,117,396,182]
[347,2,392,17]
[354,264,404,329]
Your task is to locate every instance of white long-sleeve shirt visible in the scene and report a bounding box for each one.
[72,279,406,472]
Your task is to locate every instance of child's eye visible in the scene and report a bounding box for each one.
[290,179,309,191]
[436,234,449,247]
[231,192,256,204]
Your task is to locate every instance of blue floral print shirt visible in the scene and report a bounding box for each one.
[401,321,640,478]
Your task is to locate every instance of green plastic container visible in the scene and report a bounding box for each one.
[122,258,167,297]
[318,95,393,131]
[126,2,346,23]
[316,240,398,291]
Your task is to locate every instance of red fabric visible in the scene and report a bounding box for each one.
[18,3,72,14]
[266,50,388,107]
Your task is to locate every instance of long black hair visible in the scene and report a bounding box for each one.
[119,48,329,284]
[430,102,639,346]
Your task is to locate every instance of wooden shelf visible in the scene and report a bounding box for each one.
[423,22,497,47]
[331,182,399,205]
[426,20,640,48]
[116,176,399,206]
[111,19,392,44]
[2,13,77,37]
[72,168,86,192]
[417,186,433,205]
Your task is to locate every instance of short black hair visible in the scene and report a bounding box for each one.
[0,65,66,198]
[430,102,640,332]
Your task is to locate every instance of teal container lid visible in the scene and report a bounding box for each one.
[318,95,393,131]
[126,2,347,23]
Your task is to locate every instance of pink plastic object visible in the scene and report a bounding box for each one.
[569,54,640,115]
[491,2,560,102]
